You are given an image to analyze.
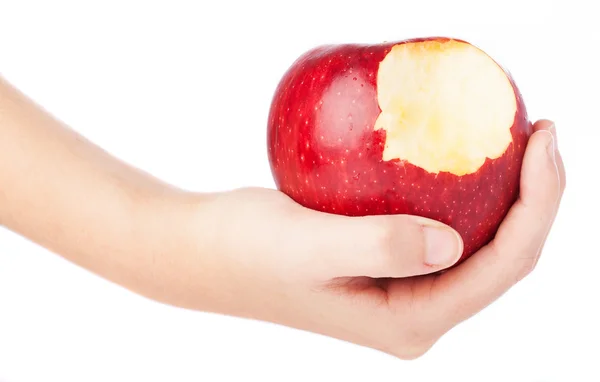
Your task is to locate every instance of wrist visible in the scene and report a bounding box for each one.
[125,188,227,311]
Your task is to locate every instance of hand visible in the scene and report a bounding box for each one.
[0,76,565,360]
[191,119,565,359]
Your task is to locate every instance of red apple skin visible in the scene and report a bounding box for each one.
[267,37,532,263]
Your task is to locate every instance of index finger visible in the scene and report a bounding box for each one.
[427,120,564,329]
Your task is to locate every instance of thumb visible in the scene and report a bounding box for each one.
[292,211,464,279]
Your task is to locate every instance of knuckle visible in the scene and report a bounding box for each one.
[374,219,397,265]
[373,216,425,267]
[488,241,539,286]
[385,320,439,360]
[515,253,540,283]
[390,340,435,360]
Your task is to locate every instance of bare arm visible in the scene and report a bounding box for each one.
[0,76,211,306]
[0,75,565,359]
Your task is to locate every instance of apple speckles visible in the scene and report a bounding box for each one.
[267,42,529,263]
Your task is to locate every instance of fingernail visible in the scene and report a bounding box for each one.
[548,122,557,143]
[544,130,556,163]
[423,226,462,266]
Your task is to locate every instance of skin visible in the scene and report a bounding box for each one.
[267,39,531,262]
[0,75,565,359]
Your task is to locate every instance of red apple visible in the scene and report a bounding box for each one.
[267,37,532,263]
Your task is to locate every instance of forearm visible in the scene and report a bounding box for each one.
[0,76,216,307]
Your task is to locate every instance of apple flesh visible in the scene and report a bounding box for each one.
[267,37,532,263]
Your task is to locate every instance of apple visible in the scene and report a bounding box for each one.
[267,37,532,263]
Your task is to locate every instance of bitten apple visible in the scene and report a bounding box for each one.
[267,37,532,263]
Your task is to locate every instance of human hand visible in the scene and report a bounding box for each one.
[0,75,564,360]
[176,120,565,359]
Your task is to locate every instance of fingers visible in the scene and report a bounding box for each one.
[536,119,566,193]
[289,210,463,280]
[530,120,566,267]
[427,120,564,328]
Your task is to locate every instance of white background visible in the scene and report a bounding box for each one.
[0,1,597,381]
